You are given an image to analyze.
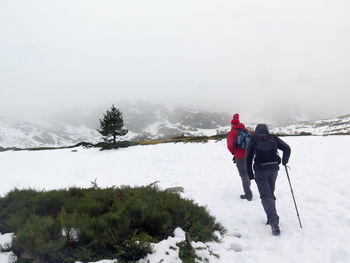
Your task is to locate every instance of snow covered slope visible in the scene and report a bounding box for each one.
[0,106,231,148]
[269,114,350,136]
[1,136,350,263]
[0,117,103,148]
[1,109,350,149]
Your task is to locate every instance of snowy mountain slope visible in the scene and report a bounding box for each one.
[0,106,231,148]
[1,108,350,149]
[1,136,350,263]
[0,118,103,148]
[269,114,350,136]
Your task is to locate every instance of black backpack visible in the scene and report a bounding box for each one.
[236,129,251,149]
[253,135,281,165]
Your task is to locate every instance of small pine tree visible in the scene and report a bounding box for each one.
[98,105,128,144]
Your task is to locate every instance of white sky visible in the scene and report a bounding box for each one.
[1,0,349,123]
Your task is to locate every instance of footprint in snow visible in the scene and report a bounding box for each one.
[227,232,242,238]
[229,243,242,252]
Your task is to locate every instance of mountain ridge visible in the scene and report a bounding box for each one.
[0,106,349,148]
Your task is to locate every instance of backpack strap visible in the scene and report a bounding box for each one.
[232,128,240,151]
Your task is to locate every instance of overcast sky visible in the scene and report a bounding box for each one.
[1,0,349,123]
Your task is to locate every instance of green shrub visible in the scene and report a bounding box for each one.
[10,215,67,263]
[0,186,226,263]
[115,231,153,262]
[95,141,138,150]
[177,241,198,263]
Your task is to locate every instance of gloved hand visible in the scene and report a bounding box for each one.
[282,159,288,166]
[248,172,255,180]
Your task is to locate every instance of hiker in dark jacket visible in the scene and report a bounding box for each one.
[227,113,253,201]
[246,124,291,235]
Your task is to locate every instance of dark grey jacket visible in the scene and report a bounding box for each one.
[246,124,291,179]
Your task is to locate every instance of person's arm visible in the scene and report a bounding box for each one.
[227,132,234,154]
[227,131,237,155]
[246,138,255,179]
[275,136,291,165]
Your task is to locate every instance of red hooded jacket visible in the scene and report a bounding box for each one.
[227,123,252,159]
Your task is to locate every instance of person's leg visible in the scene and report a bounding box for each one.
[255,169,279,224]
[268,170,278,201]
[267,170,279,224]
[236,158,252,199]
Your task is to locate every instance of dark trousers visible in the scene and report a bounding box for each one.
[236,158,252,199]
[255,169,279,224]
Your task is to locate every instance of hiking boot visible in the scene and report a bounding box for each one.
[240,195,252,201]
[270,222,281,236]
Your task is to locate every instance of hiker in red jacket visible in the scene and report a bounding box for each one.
[227,113,253,201]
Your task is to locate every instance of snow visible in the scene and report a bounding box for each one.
[0,120,103,148]
[1,136,350,263]
[269,115,350,136]
[0,234,13,249]
[144,120,165,135]
[0,234,15,263]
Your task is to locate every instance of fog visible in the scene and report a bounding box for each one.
[1,0,349,124]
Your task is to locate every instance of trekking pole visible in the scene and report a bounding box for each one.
[284,165,303,229]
